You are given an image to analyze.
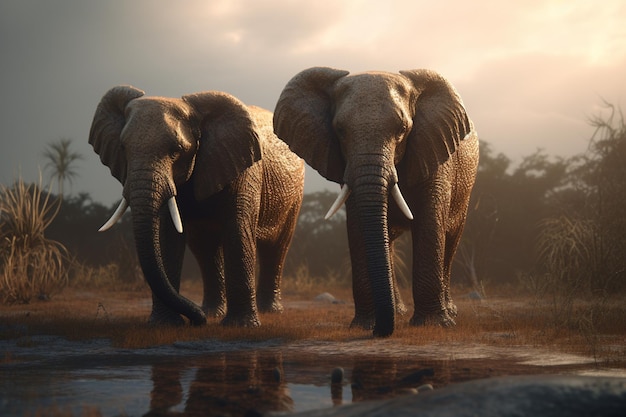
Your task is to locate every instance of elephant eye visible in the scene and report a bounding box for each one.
[170,141,184,159]
[398,120,411,137]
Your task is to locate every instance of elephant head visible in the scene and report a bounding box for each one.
[274,67,472,336]
[89,86,262,325]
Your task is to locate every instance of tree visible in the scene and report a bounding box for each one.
[45,192,143,286]
[554,102,626,291]
[459,141,569,287]
[42,138,83,199]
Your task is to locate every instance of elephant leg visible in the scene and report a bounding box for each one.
[187,221,226,318]
[220,180,261,327]
[346,198,376,330]
[348,209,407,329]
[256,202,300,313]
[203,247,226,317]
[256,240,286,314]
[442,200,473,318]
[443,230,462,318]
[221,228,259,326]
[409,196,456,327]
[149,211,186,326]
[388,233,408,316]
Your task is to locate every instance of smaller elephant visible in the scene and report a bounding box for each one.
[89,86,305,327]
[274,67,479,336]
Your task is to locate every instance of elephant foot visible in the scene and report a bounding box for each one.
[350,315,375,330]
[447,301,458,318]
[220,313,261,328]
[396,301,409,316]
[410,310,456,328]
[257,300,284,314]
[202,303,227,319]
[148,309,186,327]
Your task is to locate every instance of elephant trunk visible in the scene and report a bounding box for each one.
[350,173,395,337]
[128,177,206,325]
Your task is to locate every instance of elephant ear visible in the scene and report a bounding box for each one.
[88,85,145,184]
[182,91,263,200]
[274,67,349,184]
[399,69,472,185]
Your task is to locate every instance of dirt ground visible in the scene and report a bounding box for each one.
[2,283,625,371]
[1,284,625,416]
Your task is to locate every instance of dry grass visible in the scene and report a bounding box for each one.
[2,281,625,367]
[0,176,69,304]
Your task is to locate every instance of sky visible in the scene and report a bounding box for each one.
[1,0,625,206]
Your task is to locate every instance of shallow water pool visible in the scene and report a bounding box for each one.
[1,334,622,416]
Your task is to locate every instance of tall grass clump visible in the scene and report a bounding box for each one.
[0,176,69,304]
[535,215,608,328]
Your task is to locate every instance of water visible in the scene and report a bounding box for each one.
[2,350,374,416]
[1,335,621,417]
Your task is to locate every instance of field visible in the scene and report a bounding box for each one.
[1,278,626,416]
[2,279,625,354]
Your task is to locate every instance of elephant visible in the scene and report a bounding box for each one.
[89,86,305,327]
[274,67,479,337]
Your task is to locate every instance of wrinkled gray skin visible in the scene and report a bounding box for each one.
[89,86,304,327]
[281,375,626,417]
[274,67,479,337]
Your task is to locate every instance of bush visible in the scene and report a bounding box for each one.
[0,177,69,304]
[535,215,603,325]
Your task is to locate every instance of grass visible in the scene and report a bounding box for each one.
[0,178,623,367]
[1,280,625,367]
[0,176,69,304]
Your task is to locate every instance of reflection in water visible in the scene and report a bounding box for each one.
[331,376,343,406]
[145,351,293,416]
[351,356,436,402]
[141,352,445,416]
[147,362,184,415]
[2,344,591,417]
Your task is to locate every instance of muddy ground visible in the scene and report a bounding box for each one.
[1,287,625,416]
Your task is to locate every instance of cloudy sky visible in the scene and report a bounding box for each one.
[1,0,625,206]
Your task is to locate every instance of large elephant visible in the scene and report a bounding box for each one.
[89,86,304,327]
[274,67,478,337]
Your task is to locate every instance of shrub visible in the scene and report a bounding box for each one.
[534,214,611,329]
[0,177,69,304]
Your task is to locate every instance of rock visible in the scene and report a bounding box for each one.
[277,375,626,417]
[314,292,337,303]
[467,291,484,300]
[417,383,434,393]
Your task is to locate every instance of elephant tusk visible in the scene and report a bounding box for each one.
[98,198,129,232]
[391,183,414,220]
[168,196,184,233]
[325,184,351,220]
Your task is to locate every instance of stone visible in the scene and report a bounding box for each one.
[277,375,626,417]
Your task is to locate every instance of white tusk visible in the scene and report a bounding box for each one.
[391,183,414,220]
[168,196,184,233]
[325,184,351,220]
[98,198,129,232]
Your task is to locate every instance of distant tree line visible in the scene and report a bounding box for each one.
[459,103,626,295]
[44,193,142,284]
[10,105,624,294]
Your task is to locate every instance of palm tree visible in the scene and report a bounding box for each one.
[42,138,83,199]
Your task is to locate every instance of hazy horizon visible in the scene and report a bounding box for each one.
[1,0,624,205]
